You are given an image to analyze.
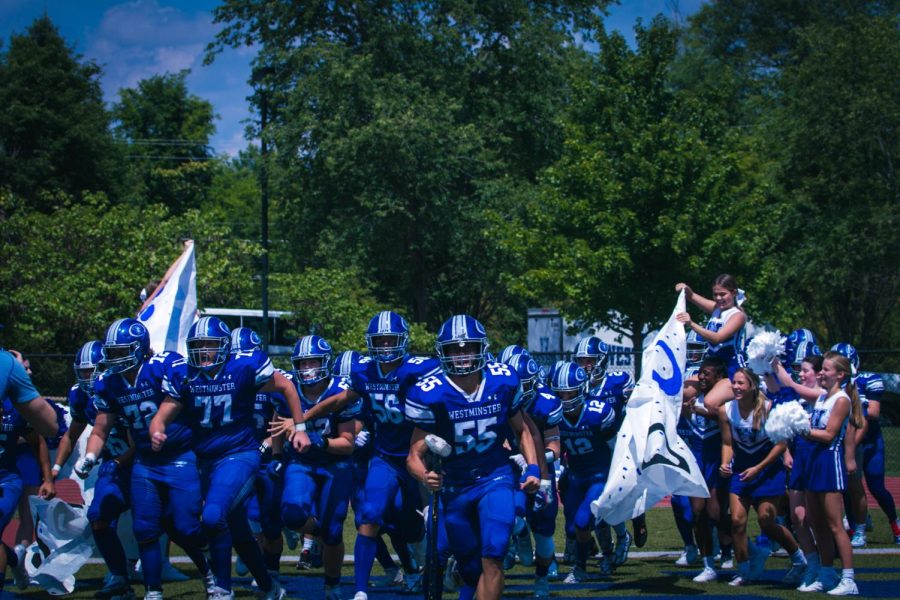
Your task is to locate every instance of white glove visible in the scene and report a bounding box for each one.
[534,479,553,510]
[509,453,528,473]
[74,453,98,480]
[355,429,370,448]
[544,449,556,464]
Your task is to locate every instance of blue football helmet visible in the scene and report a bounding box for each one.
[550,361,588,412]
[508,353,540,404]
[332,350,364,379]
[686,330,706,366]
[365,311,409,363]
[230,327,262,353]
[186,316,232,370]
[74,340,103,392]
[292,335,333,385]
[435,314,490,376]
[102,318,150,374]
[573,336,609,383]
[784,328,821,365]
[830,342,859,375]
[545,360,567,387]
[498,344,529,364]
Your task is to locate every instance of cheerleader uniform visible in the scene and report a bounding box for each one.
[704,307,746,378]
[725,400,786,498]
[806,391,849,493]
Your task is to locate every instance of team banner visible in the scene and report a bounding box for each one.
[591,290,709,524]
[138,241,197,356]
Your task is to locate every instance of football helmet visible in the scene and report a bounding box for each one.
[292,335,333,385]
[365,311,409,363]
[545,360,567,387]
[550,361,588,412]
[102,318,150,374]
[508,353,540,404]
[230,327,262,353]
[498,344,529,364]
[74,340,103,392]
[784,328,821,365]
[332,350,364,379]
[573,336,609,382]
[686,330,706,366]
[186,317,232,370]
[830,342,859,375]
[435,314,489,376]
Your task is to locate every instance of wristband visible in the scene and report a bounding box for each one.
[524,464,540,481]
[544,449,556,464]
[52,463,62,473]
[294,422,307,433]
[85,452,97,463]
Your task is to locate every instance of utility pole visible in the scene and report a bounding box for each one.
[258,81,270,352]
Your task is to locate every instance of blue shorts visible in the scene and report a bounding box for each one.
[691,441,722,490]
[87,461,132,524]
[281,459,353,546]
[130,451,203,544]
[561,471,608,536]
[806,444,846,493]
[14,443,41,487]
[358,453,424,541]
[199,450,261,535]
[0,470,24,531]
[729,458,786,498]
[442,465,516,560]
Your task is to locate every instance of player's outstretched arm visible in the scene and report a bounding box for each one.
[302,388,359,423]
[15,397,59,438]
[262,370,311,452]
[27,431,56,499]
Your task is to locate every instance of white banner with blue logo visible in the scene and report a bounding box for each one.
[591,290,709,525]
[137,241,197,357]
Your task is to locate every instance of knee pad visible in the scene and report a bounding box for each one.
[282,502,311,532]
[132,518,161,545]
[201,502,228,534]
[534,533,554,560]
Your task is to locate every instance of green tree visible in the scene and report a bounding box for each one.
[0,16,118,208]
[502,18,758,363]
[112,71,218,212]
[208,0,610,336]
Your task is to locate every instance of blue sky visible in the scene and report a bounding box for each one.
[1,0,705,157]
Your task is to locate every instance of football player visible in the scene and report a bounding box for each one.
[80,319,213,600]
[149,317,307,600]
[297,311,439,599]
[406,314,540,600]
[54,340,137,599]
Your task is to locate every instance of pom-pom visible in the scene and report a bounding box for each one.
[746,330,786,375]
[765,400,811,443]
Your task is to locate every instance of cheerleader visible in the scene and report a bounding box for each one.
[676,274,747,378]
[797,352,863,595]
[771,356,824,588]
[719,368,804,586]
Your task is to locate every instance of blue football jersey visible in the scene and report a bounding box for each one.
[559,396,617,476]
[855,371,885,437]
[589,371,634,416]
[67,384,130,459]
[176,349,275,458]
[93,352,192,459]
[405,361,523,485]
[252,368,290,442]
[526,383,563,430]
[0,398,31,471]
[348,355,439,457]
[288,376,362,465]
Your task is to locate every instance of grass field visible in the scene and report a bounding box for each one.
[7,507,900,599]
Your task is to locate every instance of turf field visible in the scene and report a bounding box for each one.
[5,507,900,599]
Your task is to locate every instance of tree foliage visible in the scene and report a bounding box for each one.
[0,16,118,208]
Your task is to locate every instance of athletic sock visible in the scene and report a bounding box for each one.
[375,536,396,570]
[790,549,806,565]
[354,533,378,592]
[138,540,163,590]
[264,548,282,572]
[92,524,129,577]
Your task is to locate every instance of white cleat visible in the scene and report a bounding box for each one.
[563,567,587,584]
[144,592,163,600]
[207,586,234,600]
[692,567,718,583]
[12,544,29,590]
[827,577,859,596]
[353,592,369,600]
[675,545,699,567]
[262,579,287,600]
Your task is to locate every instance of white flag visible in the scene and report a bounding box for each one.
[591,290,709,525]
[137,241,197,356]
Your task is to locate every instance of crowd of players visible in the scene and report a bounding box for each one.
[0,272,895,599]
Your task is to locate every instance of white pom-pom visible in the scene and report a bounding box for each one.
[746,331,786,375]
[765,400,811,443]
